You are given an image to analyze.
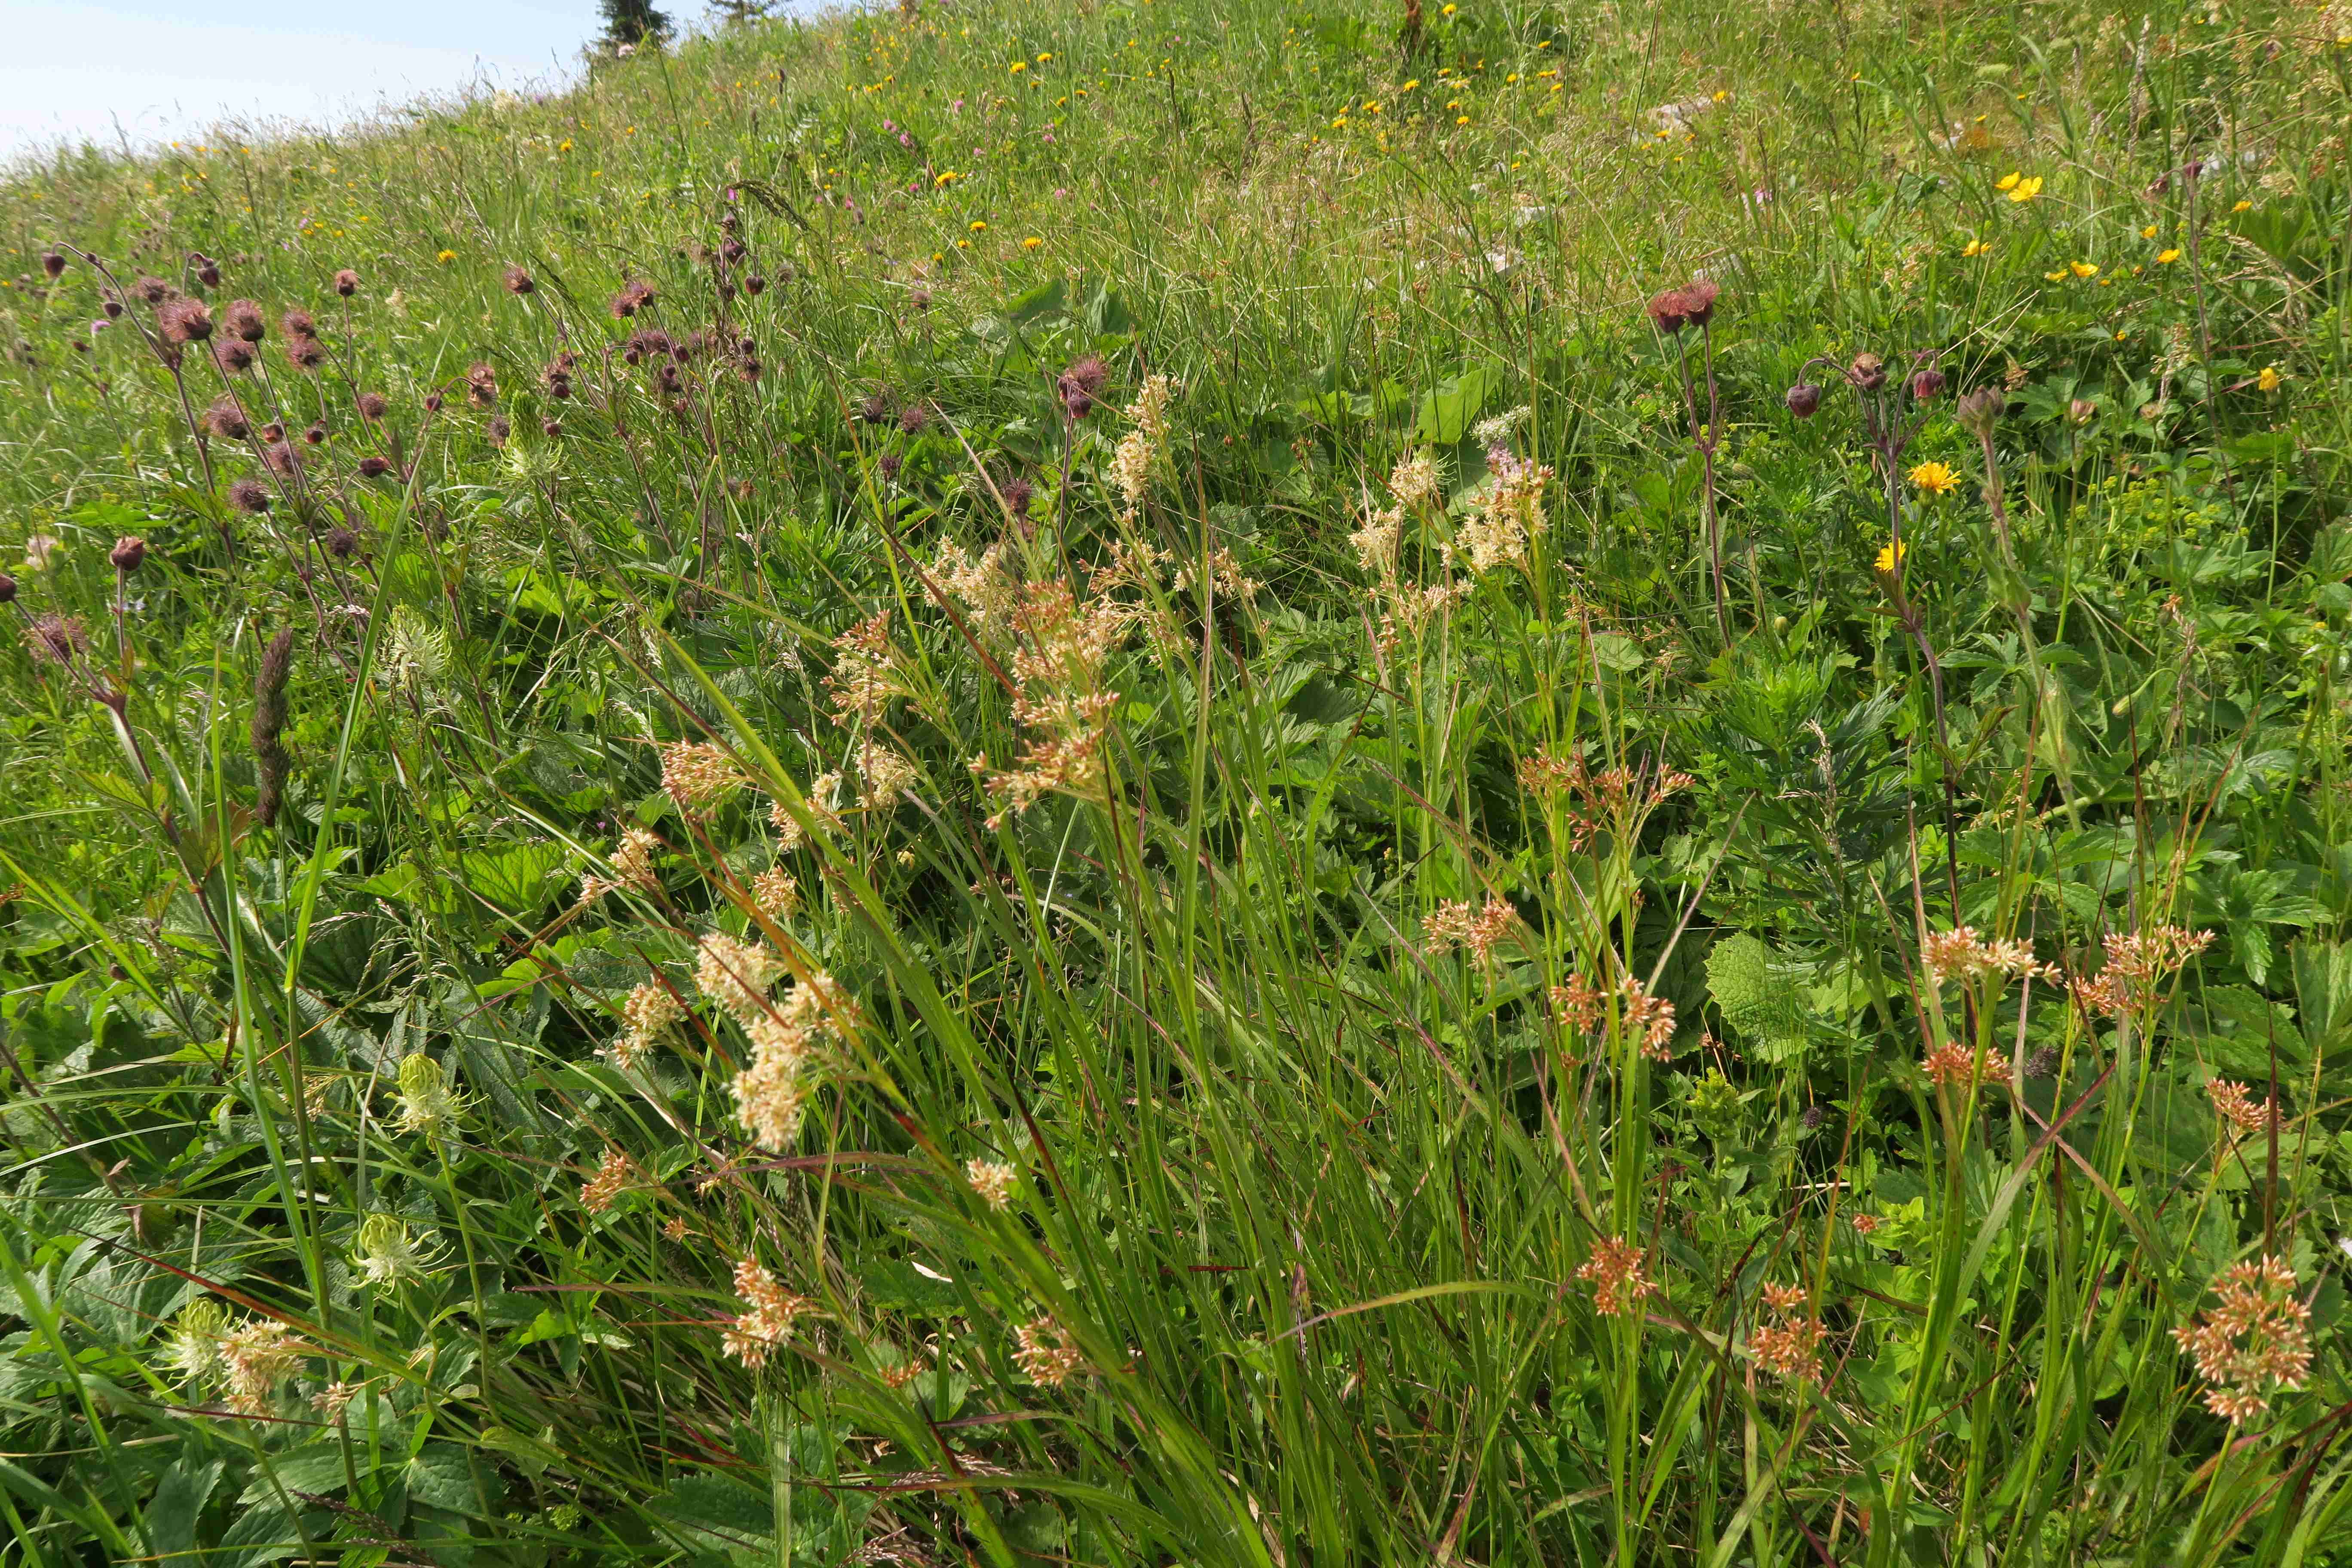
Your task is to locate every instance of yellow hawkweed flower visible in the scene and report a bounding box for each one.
[2157,248,2181,263]
[1908,461,1961,495]
[2006,175,2043,202]
[1036,52,1051,62]
[1022,236,1042,249]
[1009,61,1026,73]
[2232,199,2252,212]
[435,248,456,263]
[2258,365,2283,392]
[969,220,987,232]
[1875,539,1907,574]
[1402,78,1419,90]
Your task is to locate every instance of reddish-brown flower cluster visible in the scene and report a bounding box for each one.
[1750,1282,1826,1383]
[722,1257,812,1369]
[1577,1234,1660,1316]
[2206,1078,2279,1139]
[1920,1041,1989,1092]
[1918,925,2054,988]
[1422,897,1518,970]
[580,1148,632,1213]
[2070,926,2214,1017]
[1547,971,1677,1059]
[1013,1315,1087,1387]
[2174,1256,2312,1422]
[1516,747,1692,849]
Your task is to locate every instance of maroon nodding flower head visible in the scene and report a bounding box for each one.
[303,422,327,446]
[487,415,511,446]
[878,452,902,481]
[465,363,497,407]
[285,335,326,372]
[26,612,90,667]
[214,339,257,374]
[333,268,359,297]
[739,358,762,382]
[279,307,315,339]
[193,254,221,287]
[325,527,358,559]
[907,283,931,311]
[744,273,766,296]
[1954,386,2003,437]
[1645,289,1690,334]
[135,276,170,305]
[1678,279,1720,327]
[719,237,749,266]
[263,441,298,475]
[859,392,893,424]
[102,299,123,320]
[1002,475,1034,516]
[1848,352,1887,391]
[541,418,563,438]
[205,398,250,440]
[158,297,214,343]
[503,265,535,295]
[1908,367,1946,401]
[0,573,15,604]
[223,299,267,342]
[355,391,388,420]
[897,403,931,435]
[1783,382,1822,418]
[357,455,392,478]
[1058,355,1109,420]
[424,391,444,413]
[110,536,147,573]
[41,251,66,280]
[257,421,286,444]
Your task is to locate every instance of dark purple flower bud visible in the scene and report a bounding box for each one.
[102,299,123,319]
[1909,368,1945,400]
[744,273,766,296]
[334,268,359,297]
[303,422,327,446]
[1783,382,1821,418]
[424,392,443,413]
[542,418,563,438]
[358,455,392,478]
[110,536,146,573]
[0,573,15,604]
[356,391,388,420]
[194,255,221,288]
[879,452,902,480]
[325,527,358,559]
[40,251,66,280]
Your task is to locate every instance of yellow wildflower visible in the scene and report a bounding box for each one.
[1994,171,2020,191]
[1908,461,1961,495]
[1022,236,1042,249]
[2157,248,2181,263]
[435,248,457,264]
[1875,539,1907,574]
[2258,365,2283,392]
[2006,175,2043,202]
[1961,237,1989,257]
[2069,260,2098,278]
[970,220,987,232]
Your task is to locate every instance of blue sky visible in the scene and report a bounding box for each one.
[0,0,606,160]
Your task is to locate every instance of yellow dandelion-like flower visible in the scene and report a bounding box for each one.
[1402,77,1419,90]
[969,220,987,232]
[2258,365,2283,392]
[435,248,457,264]
[2140,224,2158,239]
[1908,460,1961,495]
[2069,260,2098,278]
[1456,114,1470,125]
[1036,52,1052,62]
[2006,175,2043,202]
[1961,237,1989,257]
[2232,199,2252,212]
[2157,247,2181,263]
[1441,2,1457,12]
[1874,539,1906,574]
[1022,236,1042,249]
[1008,61,1026,72]
[956,239,971,250]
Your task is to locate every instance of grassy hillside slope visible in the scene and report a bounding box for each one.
[3,0,2352,1562]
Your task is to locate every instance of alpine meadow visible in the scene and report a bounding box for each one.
[3,0,2352,1562]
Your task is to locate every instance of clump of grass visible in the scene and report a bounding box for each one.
[1,0,2349,1564]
